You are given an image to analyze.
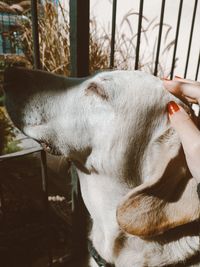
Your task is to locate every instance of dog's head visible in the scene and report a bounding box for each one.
[3,68,169,169]
[4,67,200,238]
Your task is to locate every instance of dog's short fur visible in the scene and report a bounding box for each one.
[4,68,200,267]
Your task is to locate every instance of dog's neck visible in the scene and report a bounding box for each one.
[69,86,200,266]
[79,173,200,267]
[79,128,200,266]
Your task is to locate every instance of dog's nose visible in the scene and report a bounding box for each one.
[3,67,86,95]
[3,67,43,96]
[3,67,87,125]
[4,67,64,94]
[3,67,22,92]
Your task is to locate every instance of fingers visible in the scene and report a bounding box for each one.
[167,101,200,155]
[167,101,200,181]
[164,77,200,181]
[163,77,200,104]
[174,76,200,85]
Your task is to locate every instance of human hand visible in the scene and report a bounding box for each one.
[163,77,200,183]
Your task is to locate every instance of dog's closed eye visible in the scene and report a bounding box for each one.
[85,82,108,100]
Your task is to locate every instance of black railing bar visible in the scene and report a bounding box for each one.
[135,0,144,70]
[8,13,12,53]
[0,181,6,218]
[31,0,41,69]
[170,0,183,79]
[1,15,6,52]
[1,14,3,34]
[110,0,117,69]
[184,0,198,78]
[40,150,53,267]
[40,150,48,201]
[195,49,200,81]
[69,0,90,77]
[154,0,166,76]
[70,163,89,260]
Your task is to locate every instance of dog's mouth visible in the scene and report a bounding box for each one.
[21,125,62,156]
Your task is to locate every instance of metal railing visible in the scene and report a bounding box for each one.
[0,140,53,266]
[0,0,200,266]
[109,0,200,79]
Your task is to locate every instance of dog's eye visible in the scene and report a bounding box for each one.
[85,82,108,100]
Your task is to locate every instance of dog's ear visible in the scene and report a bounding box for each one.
[117,146,200,238]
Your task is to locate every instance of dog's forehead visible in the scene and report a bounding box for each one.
[91,70,166,107]
[94,70,162,91]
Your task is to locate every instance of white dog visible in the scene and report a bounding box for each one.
[4,68,200,267]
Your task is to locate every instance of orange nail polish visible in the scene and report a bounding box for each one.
[167,101,180,115]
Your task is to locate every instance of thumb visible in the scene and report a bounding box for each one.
[167,101,200,156]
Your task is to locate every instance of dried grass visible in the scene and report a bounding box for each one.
[116,11,176,76]
[19,2,70,75]
[0,107,20,155]
[18,1,176,77]
[0,1,16,14]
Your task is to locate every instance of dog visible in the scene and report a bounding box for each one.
[4,68,200,267]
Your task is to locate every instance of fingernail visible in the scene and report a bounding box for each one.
[167,101,180,115]
[175,75,182,79]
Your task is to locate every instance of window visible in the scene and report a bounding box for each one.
[0,13,23,55]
